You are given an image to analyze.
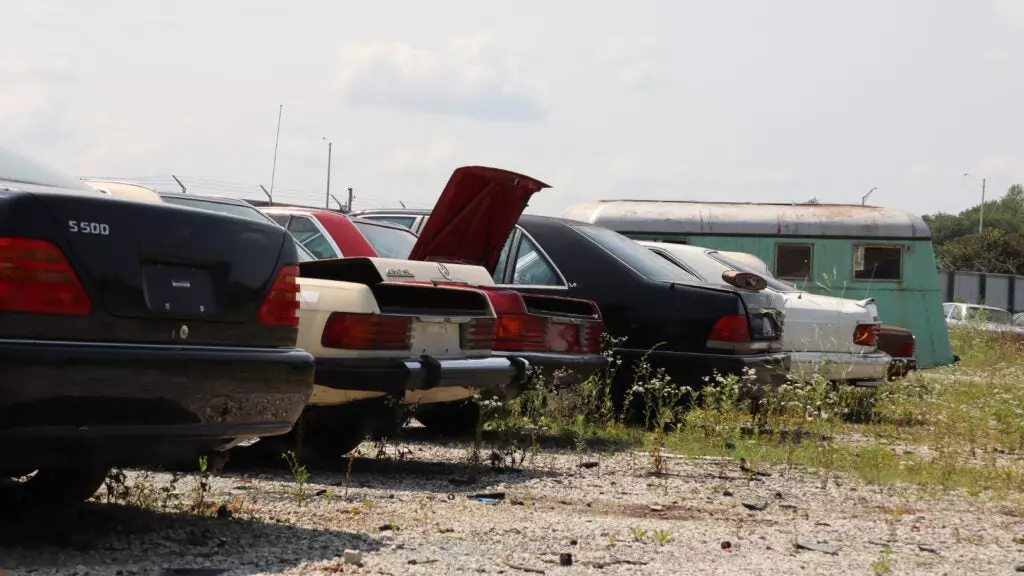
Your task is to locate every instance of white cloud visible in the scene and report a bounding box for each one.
[979,47,1017,66]
[902,162,936,186]
[596,38,664,90]
[334,34,547,122]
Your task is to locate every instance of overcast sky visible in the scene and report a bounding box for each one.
[3,0,1022,216]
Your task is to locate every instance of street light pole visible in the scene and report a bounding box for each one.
[963,173,987,234]
[323,137,332,209]
[979,177,987,234]
[861,186,878,205]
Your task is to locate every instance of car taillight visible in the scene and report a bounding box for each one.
[897,340,915,358]
[579,321,605,354]
[259,264,300,327]
[0,237,92,316]
[493,314,550,352]
[853,323,878,347]
[460,317,497,350]
[708,315,751,343]
[321,312,412,350]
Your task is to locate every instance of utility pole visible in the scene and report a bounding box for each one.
[322,137,332,209]
[346,187,354,212]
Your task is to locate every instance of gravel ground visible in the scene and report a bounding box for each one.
[1,429,1022,576]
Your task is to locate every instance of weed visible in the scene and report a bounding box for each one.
[630,527,647,542]
[871,545,893,575]
[653,528,672,546]
[281,450,311,502]
[190,456,212,514]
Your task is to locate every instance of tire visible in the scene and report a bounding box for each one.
[298,406,371,459]
[414,401,482,436]
[0,465,111,512]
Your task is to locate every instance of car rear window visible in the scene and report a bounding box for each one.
[572,225,700,283]
[160,195,316,262]
[0,145,97,192]
[354,220,417,259]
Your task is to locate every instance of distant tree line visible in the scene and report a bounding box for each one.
[924,184,1024,274]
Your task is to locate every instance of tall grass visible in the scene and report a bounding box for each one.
[488,324,1024,496]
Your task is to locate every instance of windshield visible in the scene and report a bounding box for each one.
[161,196,316,262]
[573,225,700,283]
[964,306,1012,325]
[353,220,417,259]
[708,251,801,293]
[0,145,96,192]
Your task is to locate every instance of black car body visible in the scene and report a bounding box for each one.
[352,207,791,404]
[0,146,314,509]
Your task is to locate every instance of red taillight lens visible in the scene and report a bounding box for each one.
[493,314,550,352]
[460,317,497,350]
[259,264,300,327]
[580,321,605,354]
[896,340,915,358]
[321,312,412,350]
[708,315,751,343]
[0,237,91,316]
[853,323,879,347]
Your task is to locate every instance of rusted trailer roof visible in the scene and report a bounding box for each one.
[561,200,931,239]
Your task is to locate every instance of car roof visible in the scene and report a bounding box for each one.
[159,191,255,207]
[352,208,431,216]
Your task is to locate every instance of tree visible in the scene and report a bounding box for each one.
[925,183,1024,273]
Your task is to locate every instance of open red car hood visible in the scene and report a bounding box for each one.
[407,166,549,271]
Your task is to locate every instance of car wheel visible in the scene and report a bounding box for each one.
[414,401,482,436]
[0,465,111,512]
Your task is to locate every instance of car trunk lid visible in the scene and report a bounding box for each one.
[407,166,549,270]
[31,192,290,324]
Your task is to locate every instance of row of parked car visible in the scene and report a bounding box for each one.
[0,145,918,512]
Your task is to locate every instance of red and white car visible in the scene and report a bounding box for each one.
[261,167,608,433]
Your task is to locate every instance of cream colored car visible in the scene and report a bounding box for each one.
[154,192,528,457]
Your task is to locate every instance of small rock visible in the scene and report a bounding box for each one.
[343,549,362,565]
[569,539,578,546]
[649,505,665,512]
[314,489,328,497]
[215,504,231,519]
[559,553,573,566]
[721,540,732,551]
[774,491,784,500]
[795,539,841,555]
[511,499,525,506]
[579,461,599,469]
[742,501,768,511]
[1016,565,1024,573]
[723,489,734,497]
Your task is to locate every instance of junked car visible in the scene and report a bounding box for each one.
[0,145,316,511]
[157,192,529,455]
[356,205,791,417]
[715,249,917,380]
[261,167,608,434]
[943,302,1024,339]
[641,241,889,386]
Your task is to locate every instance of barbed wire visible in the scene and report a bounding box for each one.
[79,174,437,211]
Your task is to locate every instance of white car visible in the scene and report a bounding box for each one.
[641,241,889,386]
[943,302,1024,336]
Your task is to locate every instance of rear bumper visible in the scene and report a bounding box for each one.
[789,351,889,386]
[0,339,315,468]
[887,356,918,379]
[492,351,608,390]
[314,355,530,396]
[619,348,791,389]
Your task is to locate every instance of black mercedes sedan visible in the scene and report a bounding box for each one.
[0,145,315,511]
[355,205,790,413]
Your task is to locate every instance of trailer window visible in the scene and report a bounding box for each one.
[853,245,902,281]
[774,243,813,280]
